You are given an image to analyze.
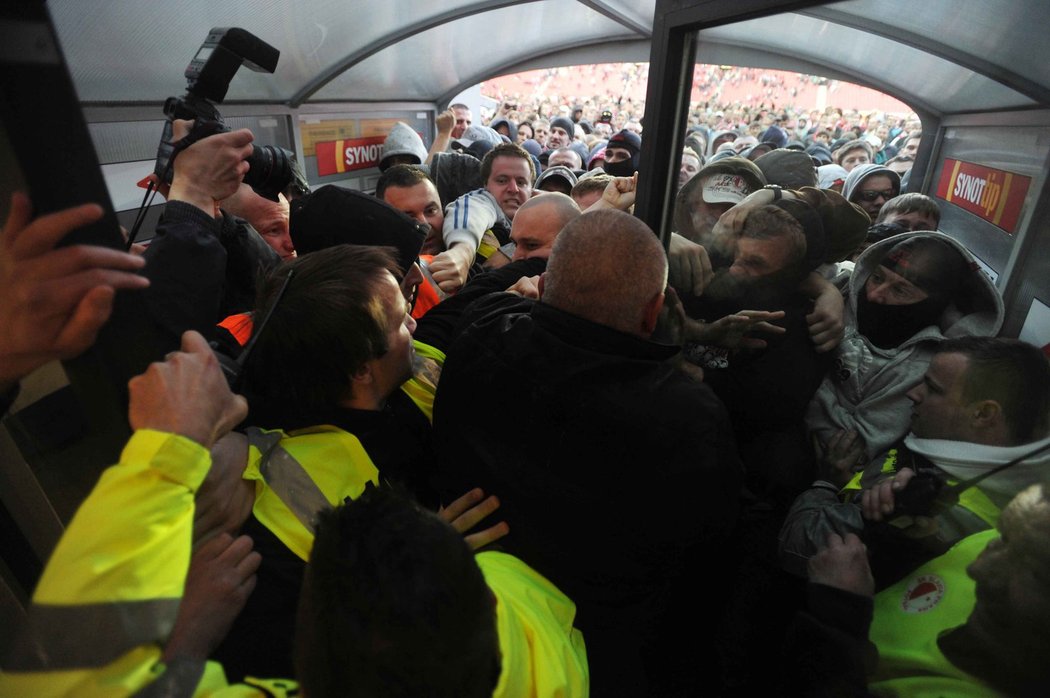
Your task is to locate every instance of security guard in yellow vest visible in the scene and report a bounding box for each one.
[3,332,588,696]
[799,482,1050,695]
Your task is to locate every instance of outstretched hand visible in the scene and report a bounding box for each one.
[0,192,149,390]
[439,488,509,551]
[686,309,786,349]
[128,330,248,448]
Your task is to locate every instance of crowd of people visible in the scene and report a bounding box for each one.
[3,80,1050,697]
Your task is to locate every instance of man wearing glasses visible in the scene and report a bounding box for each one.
[842,163,901,221]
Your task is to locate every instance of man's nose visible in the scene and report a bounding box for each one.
[867,282,889,304]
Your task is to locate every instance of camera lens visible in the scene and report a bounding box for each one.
[243,145,294,201]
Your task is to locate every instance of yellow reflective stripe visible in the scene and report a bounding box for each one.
[244,427,379,561]
[242,676,301,696]
[840,449,897,499]
[400,340,445,423]
[5,599,180,671]
[245,428,331,561]
[248,429,331,532]
[956,485,1000,527]
[477,229,500,260]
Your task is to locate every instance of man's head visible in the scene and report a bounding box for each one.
[223,184,295,260]
[679,148,702,189]
[516,121,534,143]
[376,166,444,238]
[908,337,1050,445]
[858,236,969,349]
[875,192,940,231]
[836,139,874,172]
[548,117,574,149]
[547,147,583,171]
[296,485,500,698]
[673,156,766,259]
[541,209,666,337]
[570,173,612,209]
[243,245,415,415]
[603,129,642,178]
[703,203,813,306]
[957,482,1050,693]
[902,132,921,158]
[379,122,427,171]
[533,166,578,196]
[843,164,901,219]
[727,205,806,280]
[481,143,536,219]
[884,154,914,177]
[509,192,580,262]
[532,119,551,148]
[450,103,472,139]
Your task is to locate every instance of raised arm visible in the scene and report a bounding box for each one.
[2,331,249,695]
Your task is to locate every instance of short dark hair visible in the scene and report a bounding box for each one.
[295,486,500,698]
[375,165,433,200]
[939,337,1050,444]
[875,192,941,227]
[481,142,536,183]
[242,245,401,417]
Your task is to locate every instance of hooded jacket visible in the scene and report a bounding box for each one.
[488,117,518,143]
[806,231,1004,463]
[379,122,427,170]
[841,162,900,204]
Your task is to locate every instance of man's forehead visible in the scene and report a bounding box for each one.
[489,157,531,177]
[386,181,439,206]
[926,351,970,388]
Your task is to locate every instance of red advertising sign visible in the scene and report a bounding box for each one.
[935,158,1031,234]
[315,136,387,176]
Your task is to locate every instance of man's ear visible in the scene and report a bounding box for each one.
[641,290,666,336]
[351,361,374,387]
[972,399,1003,428]
[537,272,547,299]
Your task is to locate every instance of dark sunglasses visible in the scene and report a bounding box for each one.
[857,189,896,202]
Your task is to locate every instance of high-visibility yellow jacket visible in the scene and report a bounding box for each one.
[3,428,588,697]
[243,428,591,696]
[479,551,590,697]
[0,430,296,697]
[867,528,1003,697]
